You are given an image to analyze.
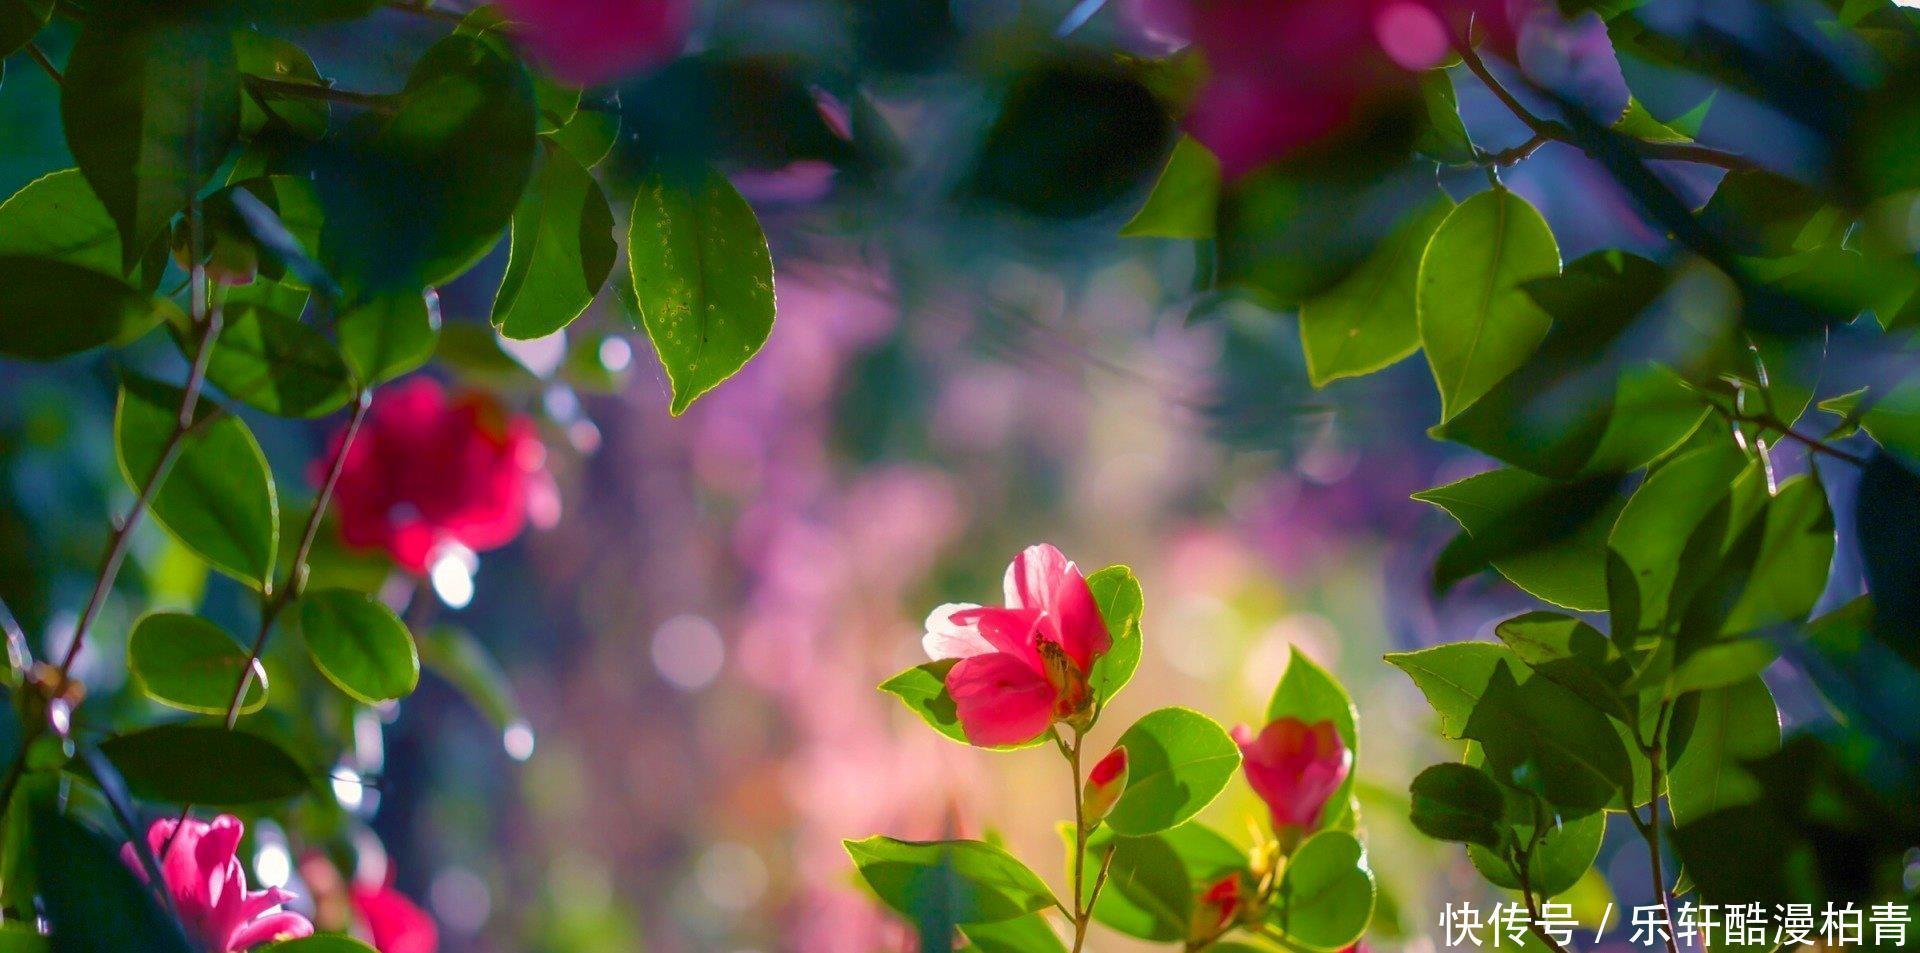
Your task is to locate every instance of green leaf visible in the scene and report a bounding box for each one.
[62,5,240,272]
[628,161,777,415]
[1078,831,1190,941]
[1264,646,1359,826]
[1466,807,1605,897]
[1119,135,1220,239]
[126,612,265,715]
[179,297,353,418]
[298,588,420,704]
[1086,564,1143,705]
[1607,443,1754,641]
[263,937,380,952]
[880,660,969,747]
[0,922,48,953]
[1299,192,1453,386]
[960,915,1067,953]
[1386,642,1516,738]
[0,168,158,282]
[1710,472,1834,636]
[547,106,620,169]
[0,0,51,60]
[1666,676,1779,826]
[1418,187,1560,422]
[115,375,279,588]
[1416,468,1624,611]
[1272,830,1375,951]
[417,624,523,732]
[1463,661,1631,815]
[844,836,1058,925]
[1820,378,1920,460]
[234,30,329,141]
[1492,612,1632,722]
[337,290,441,384]
[1666,638,1778,695]
[309,31,535,298]
[492,142,617,340]
[0,255,174,360]
[97,724,309,805]
[1415,71,1476,164]
[1105,707,1241,836]
[1856,452,1920,668]
[1408,762,1507,849]
[30,803,195,953]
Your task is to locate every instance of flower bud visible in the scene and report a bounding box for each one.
[1082,745,1129,826]
[1232,717,1351,850]
[1190,874,1243,942]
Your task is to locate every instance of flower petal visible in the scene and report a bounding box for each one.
[921,603,992,661]
[227,910,315,949]
[950,606,1045,671]
[946,652,1058,747]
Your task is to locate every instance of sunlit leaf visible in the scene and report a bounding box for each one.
[126,612,265,715]
[298,588,420,704]
[1104,707,1240,837]
[1418,188,1560,422]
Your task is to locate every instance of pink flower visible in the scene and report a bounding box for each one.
[1232,717,1352,844]
[1082,745,1129,824]
[921,544,1113,747]
[351,880,439,953]
[121,815,314,952]
[321,378,558,575]
[1143,0,1533,176]
[493,0,690,88]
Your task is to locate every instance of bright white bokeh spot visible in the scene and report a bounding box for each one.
[651,614,725,691]
[253,841,292,889]
[695,842,768,912]
[503,720,536,761]
[332,766,365,811]
[429,545,478,609]
[501,330,567,378]
[598,336,632,372]
[430,866,493,935]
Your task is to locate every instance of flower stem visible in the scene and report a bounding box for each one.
[1067,728,1091,953]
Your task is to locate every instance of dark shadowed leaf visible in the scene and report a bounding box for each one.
[1409,763,1507,849]
[337,291,441,384]
[1855,451,1920,668]
[30,801,195,953]
[845,836,1057,925]
[1417,468,1625,611]
[1464,661,1630,815]
[0,256,173,360]
[98,724,309,805]
[1299,192,1452,386]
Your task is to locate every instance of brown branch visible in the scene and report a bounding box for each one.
[25,43,61,86]
[243,75,396,113]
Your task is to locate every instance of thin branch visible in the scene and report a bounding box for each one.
[1718,405,1869,468]
[1067,729,1092,953]
[25,42,61,86]
[243,75,396,113]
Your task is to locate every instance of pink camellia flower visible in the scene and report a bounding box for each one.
[121,815,314,951]
[320,377,559,576]
[1135,0,1535,176]
[351,879,439,953]
[1082,745,1130,824]
[493,0,690,88]
[1232,717,1352,847]
[921,544,1112,747]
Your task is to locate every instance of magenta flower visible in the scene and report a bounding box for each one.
[122,815,314,952]
[1232,717,1352,845]
[922,544,1113,747]
[493,0,689,88]
[351,879,439,953]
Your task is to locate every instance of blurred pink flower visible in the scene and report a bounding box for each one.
[351,879,439,953]
[321,377,558,575]
[121,815,313,952]
[494,0,689,87]
[1191,874,1244,938]
[1232,717,1351,845]
[922,544,1111,746]
[1138,0,1533,176]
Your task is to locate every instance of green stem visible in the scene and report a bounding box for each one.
[1067,729,1091,953]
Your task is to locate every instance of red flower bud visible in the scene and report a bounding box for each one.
[1082,745,1129,825]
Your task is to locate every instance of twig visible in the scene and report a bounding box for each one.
[1067,729,1091,953]
[243,75,396,113]
[1717,406,1869,468]
[24,43,61,86]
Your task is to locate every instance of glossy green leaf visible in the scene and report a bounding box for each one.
[1386,642,1516,738]
[628,161,777,415]
[309,31,535,298]
[1820,379,1920,461]
[1417,468,1624,611]
[1463,661,1630,815]
[845,836,1058,925]
[0,255,173,360]
[492,143,617,340]
[234,30,328,141]
[1120,135,1220,239]
[115,375,279,588]
[30,803,195,953]
[881,660,972,747]
[1418,187,1560,422]
[126,612,265,715]
[1079,830,1190,941]
[1409,762,1507,849]
[1299,193,1453,386]
[1709,473,1834,636]
[1493,612,1632,721]
[1666,676,1779,826]
[959,913,1068,953]
[337,290,441,384]
[98,724,309,805]
[180,298,353,418]
[1272,830,1375,951]
[1467,807,1605,897]
[1105,707,1241,836]
[0,168,152,280]
[1087,564,1143,705]
[1607,443,1753,640]
[298,589,420,704]
[62,5,240,272]
[1666,638,1778,694]
[1415,71,1475,164]
[547,106,620,169]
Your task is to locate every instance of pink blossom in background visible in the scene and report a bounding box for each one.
[121,816,314,952]
[922,544,1113,746]
[1232,717,1352,844]
[494,0,690,87]
[321,377,559,575]
[351,880,439,953]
